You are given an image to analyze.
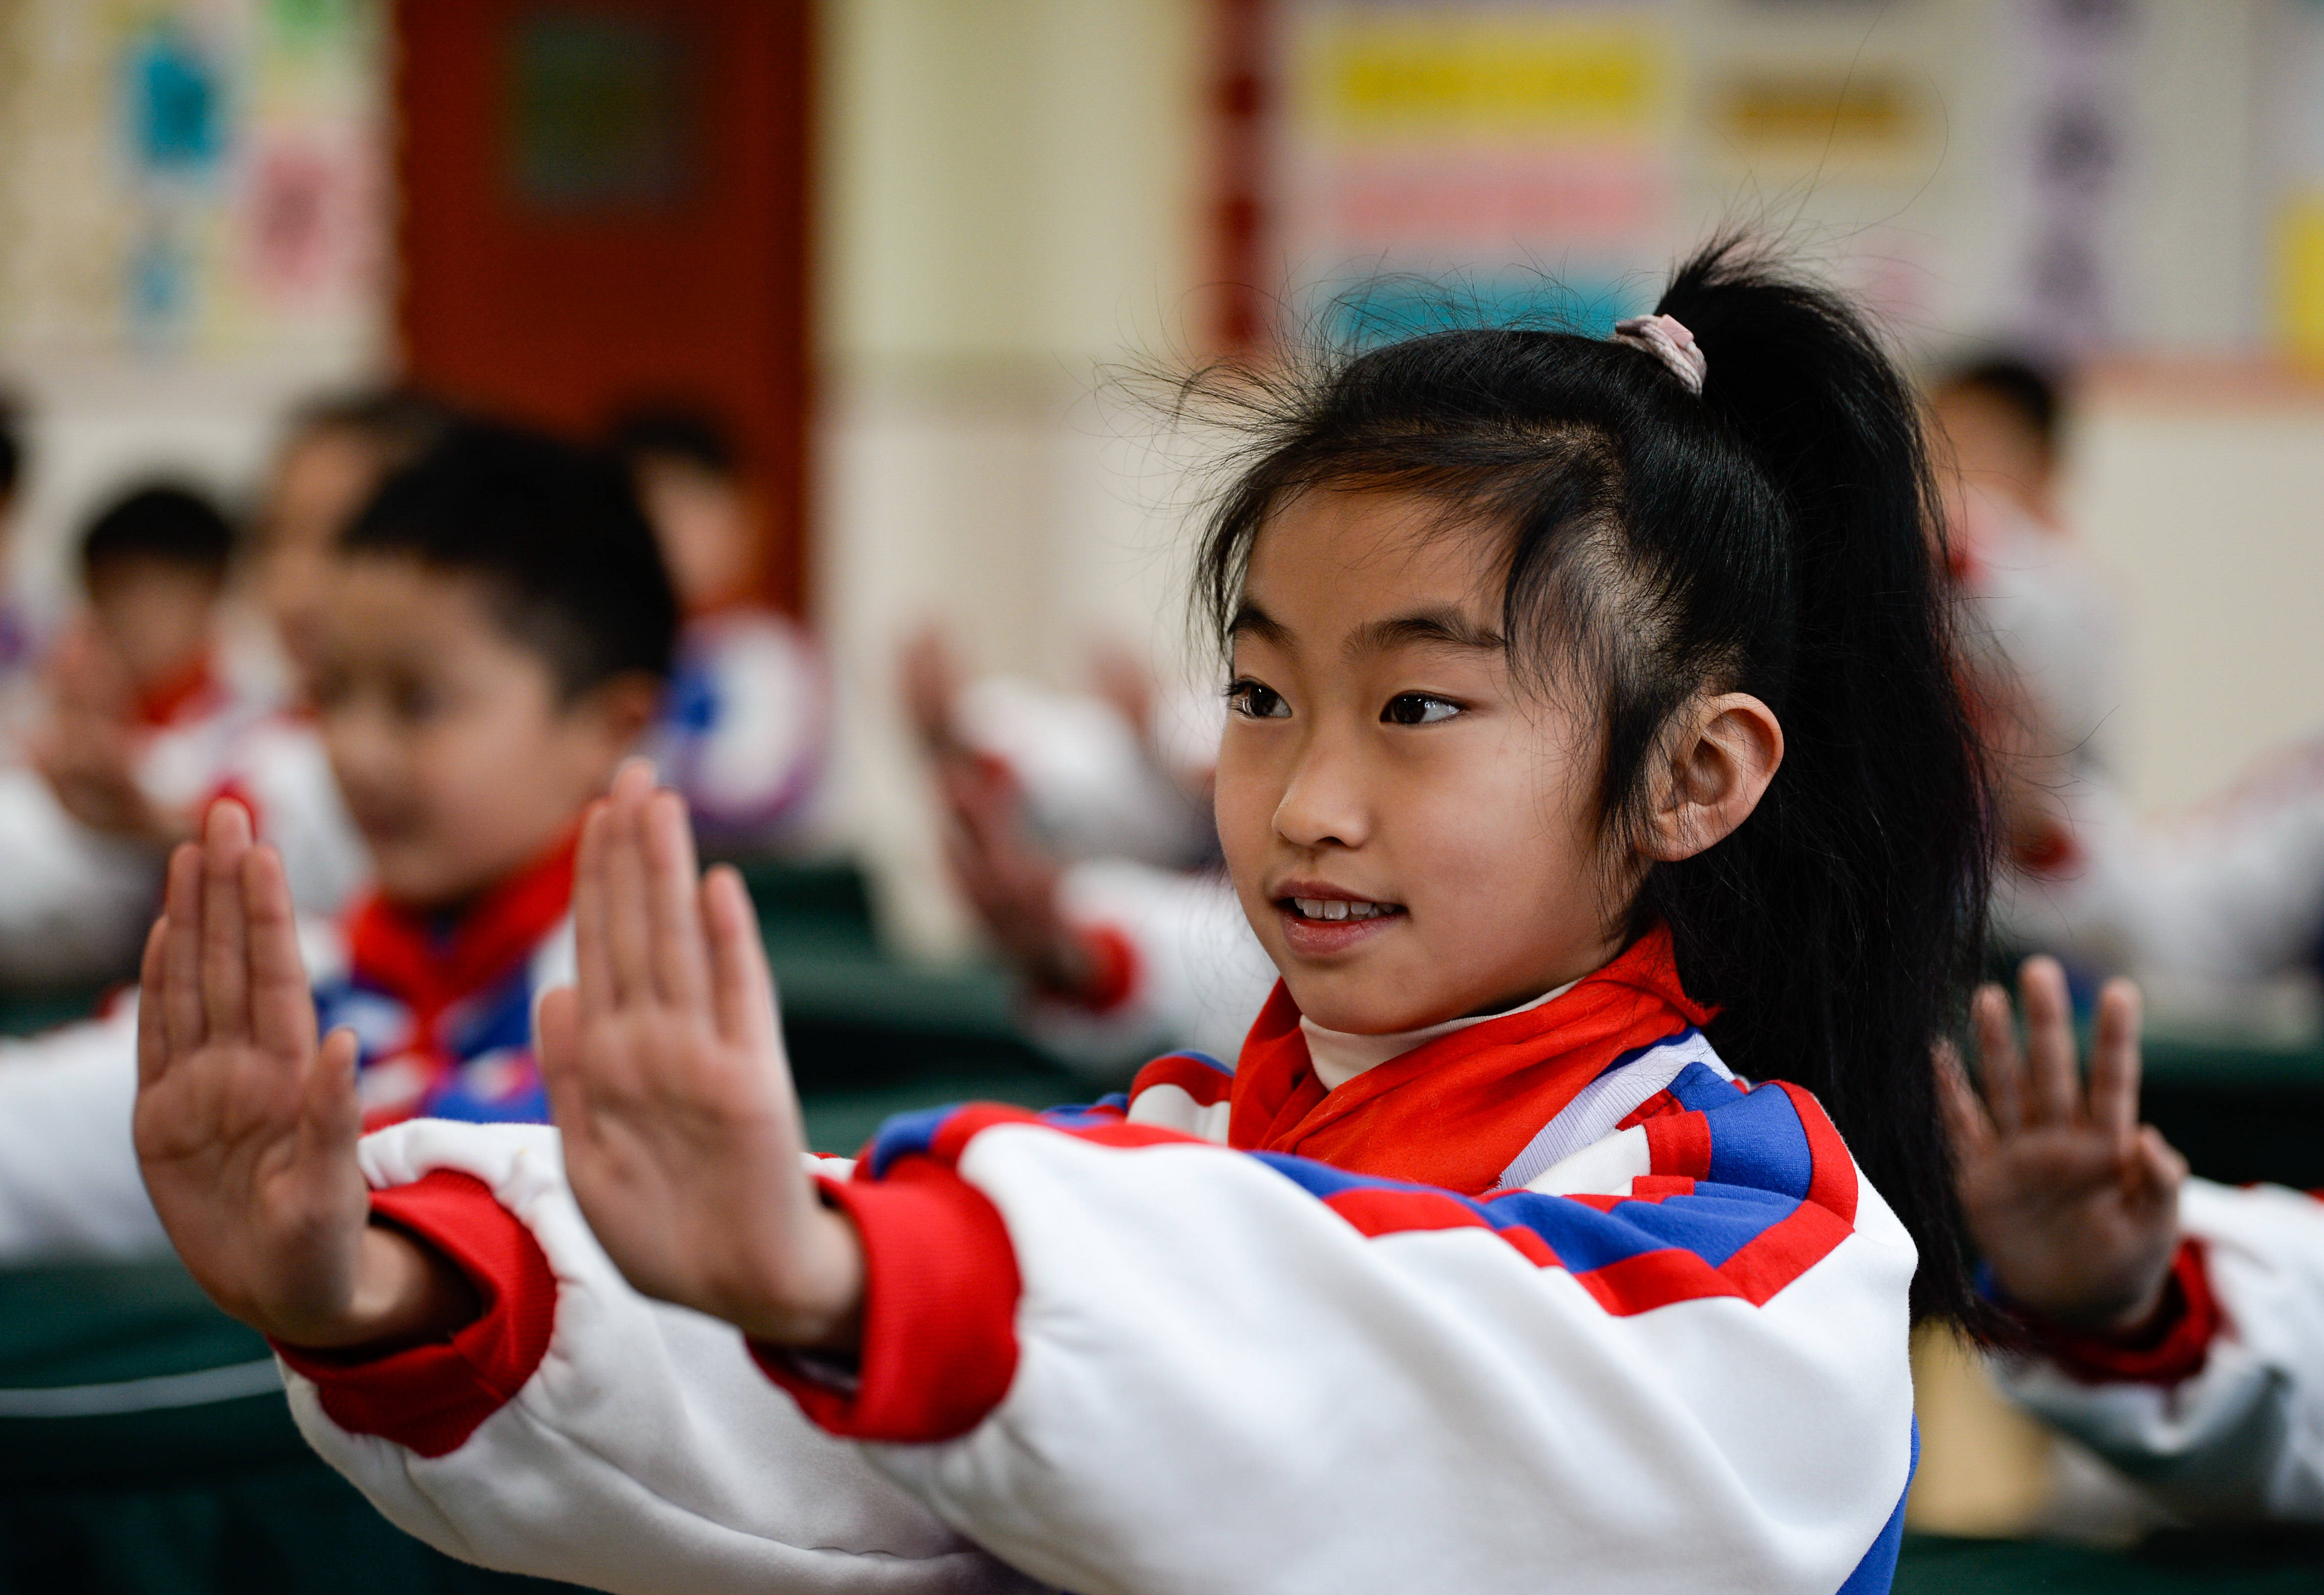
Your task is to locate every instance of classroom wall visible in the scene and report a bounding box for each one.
[812,0,1207,953]
[2068,377,2324,812]
[1,0,2320,947]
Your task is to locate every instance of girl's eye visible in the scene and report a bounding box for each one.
[1383,692,1462,727]
[1228,679,1291,720]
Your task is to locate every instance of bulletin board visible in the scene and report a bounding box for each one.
[0,0,388,370]
[1263,0,1680,342]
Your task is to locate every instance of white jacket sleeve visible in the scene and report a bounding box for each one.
[1997,1177,2324,1522]
[0,1001,166,1263]
[280,1119,1041,1595]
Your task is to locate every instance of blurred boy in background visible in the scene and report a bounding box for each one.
[611,407,826,848]
[0,486,251,985]
[1939,360,2324,998]
[242,388,457,697]
[0,420,677,1260]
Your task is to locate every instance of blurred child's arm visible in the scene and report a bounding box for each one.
[1942,958,2183,1330]
[1954,959,2324,1521]
[133,800,473,1350]
[0,1002,166,1262]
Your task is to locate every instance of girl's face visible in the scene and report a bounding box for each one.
[1215,489,1627,1035]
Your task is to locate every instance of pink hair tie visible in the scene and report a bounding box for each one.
[1613,314,1707,395]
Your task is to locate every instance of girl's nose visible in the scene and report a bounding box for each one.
[1271,735,1370,851]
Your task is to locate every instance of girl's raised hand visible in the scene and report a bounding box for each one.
[1940,956,2186,1330]
[135,801,475,1348]
[536,763,862,1349]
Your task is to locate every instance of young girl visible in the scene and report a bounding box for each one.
[134,242,1988,1594]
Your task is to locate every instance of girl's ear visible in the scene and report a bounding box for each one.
[1640,692,1784,864]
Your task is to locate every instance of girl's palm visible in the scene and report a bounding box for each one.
[538,766,861,1348]
[133,804,370,1344]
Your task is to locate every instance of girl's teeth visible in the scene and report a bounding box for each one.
[1293,898,1390,921]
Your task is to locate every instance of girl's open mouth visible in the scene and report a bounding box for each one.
[1274,893,1407,955]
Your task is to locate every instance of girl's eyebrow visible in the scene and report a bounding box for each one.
[1227,601,1291,646]
[1349,606,1506,656]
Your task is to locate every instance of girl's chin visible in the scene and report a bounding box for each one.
[1279,974,1461,1036]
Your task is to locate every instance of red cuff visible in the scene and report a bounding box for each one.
[272,1169,558,1458]
[752,1159,1022,1442]
[2028,1239,2221,1387]
[1073,924,1139,1014]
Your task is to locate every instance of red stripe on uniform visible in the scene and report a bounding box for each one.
[1132,1052,1236,1109]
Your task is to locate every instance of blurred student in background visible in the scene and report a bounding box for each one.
[611,406,826,849]
[240,388,458,698]
[901,625,1272,1077]
[0,392,451,993]
[0,419,677,1261]
[0,486,251,984]
[1938,359,2324,997]
[1947,958,2324,1525]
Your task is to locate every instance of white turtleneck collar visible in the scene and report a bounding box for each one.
[1300,978,1579,1093]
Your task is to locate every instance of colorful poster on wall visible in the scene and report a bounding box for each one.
[1269,0,1679,340]
[0,0,387,369]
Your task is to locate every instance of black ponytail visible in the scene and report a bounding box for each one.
[1188,237,1993,1325]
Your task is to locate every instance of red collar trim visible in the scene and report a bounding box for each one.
[136,654,223,728]
[346,831,578,1020]
[1226,925,1713,1193]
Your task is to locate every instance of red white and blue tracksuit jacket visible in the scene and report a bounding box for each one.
[274,928,1919,1595]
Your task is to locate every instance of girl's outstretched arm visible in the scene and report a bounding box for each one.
[535,760,863,1348]
[134,799,474,1350]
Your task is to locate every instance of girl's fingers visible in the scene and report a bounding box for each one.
[1934,1039,1994,1159]
[2133,1126,2188,1204]
[198,801,255,1042]
[1972,983,2025,1135]
[303,1027,363,1150]
[642,788,712,1015]
[2087,977,2144,1146]
[2018,956,2080,1127]
[161,841,207,1057]
[601,775,657,1009]
[703,865,782,1056]
[535,987,585,1125]
[244,847,317,1060]
[135,917,169,1086]
[572,799,615,1026]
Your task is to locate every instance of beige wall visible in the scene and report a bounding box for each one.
[812,0,1207,951]
[2067,380,2324,811]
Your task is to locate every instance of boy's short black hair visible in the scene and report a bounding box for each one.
[81,485,236,588]
[343,419,679,698]
[1937,355,2062,455]
[287,385,460,465]
[607,403,738,478]
[0,397,21,501]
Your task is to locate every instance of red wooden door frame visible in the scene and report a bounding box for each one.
[390,0,814,613]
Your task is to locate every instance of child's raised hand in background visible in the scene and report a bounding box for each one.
[134,801,475,1348]
[1941,956,2186,1330]
[535,763,863,1349]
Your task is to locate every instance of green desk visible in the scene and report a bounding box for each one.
[1898,1531,2324,1592]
